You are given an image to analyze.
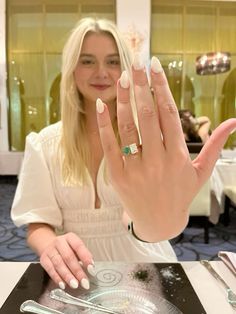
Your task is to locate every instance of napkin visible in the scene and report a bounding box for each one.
[218,251,236,275]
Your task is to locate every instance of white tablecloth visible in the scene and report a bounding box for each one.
[1,261,236,313]
[210,157,236,223]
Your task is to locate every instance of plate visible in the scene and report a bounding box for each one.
[86,287,182,314]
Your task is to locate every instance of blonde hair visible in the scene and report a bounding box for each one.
[60,17,134,185]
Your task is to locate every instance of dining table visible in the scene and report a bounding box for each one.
[0,261,236,313]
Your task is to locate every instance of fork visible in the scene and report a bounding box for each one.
[20,300,63,314]
[200,260,236,308]
[50,288,122,314]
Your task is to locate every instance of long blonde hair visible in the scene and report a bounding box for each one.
[60,17,134,185]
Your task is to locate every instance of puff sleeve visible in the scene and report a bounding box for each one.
[11,132,63,228]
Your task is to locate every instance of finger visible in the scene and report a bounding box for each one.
[150,56,187,154]
[56,235,90,290]
[66,232,96,277]
[96,98,124,182]
[40,254,65,290]
[117,71,141,165]
[132,55,164,159]
[194,118,236,183]
[47,249,80,289]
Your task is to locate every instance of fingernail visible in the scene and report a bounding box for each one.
[96,98,105,113]
[81,278,90,290]
[133,53,144,70]
[120,71,130,89]
[58,281,65,290]
[69,278,79,289]
[151,56,162,74]
[87,264,96,277]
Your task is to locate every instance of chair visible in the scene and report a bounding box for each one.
[187,146,211,243]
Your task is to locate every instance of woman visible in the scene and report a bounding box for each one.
[179,109,211,144]
[11,18,236,291]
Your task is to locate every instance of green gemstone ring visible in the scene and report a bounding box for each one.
[122,143,139,156]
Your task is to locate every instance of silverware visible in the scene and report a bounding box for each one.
[20,300,63,314]
[200,260,236,308]
[50,288,121,314]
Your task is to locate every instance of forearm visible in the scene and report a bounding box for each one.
[27,223,57,256]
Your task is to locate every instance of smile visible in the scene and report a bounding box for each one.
[90,84,111,90]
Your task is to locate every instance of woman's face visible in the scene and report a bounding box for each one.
[74,32,121,106]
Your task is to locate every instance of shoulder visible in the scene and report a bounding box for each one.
[27,121,62,147]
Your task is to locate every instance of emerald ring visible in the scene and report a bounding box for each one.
[122,143,139,156]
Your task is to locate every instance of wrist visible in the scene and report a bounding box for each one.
[127,221,150,243]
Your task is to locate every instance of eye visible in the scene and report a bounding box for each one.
[107,58,120,66]
[79,57,95,65]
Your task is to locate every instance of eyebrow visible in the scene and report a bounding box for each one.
[79,53,120,58]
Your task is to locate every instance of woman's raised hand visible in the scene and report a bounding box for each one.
[96,56,236,242]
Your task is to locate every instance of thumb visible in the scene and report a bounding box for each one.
[193,118,236,183]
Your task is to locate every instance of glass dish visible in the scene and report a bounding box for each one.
[85,287,183,314]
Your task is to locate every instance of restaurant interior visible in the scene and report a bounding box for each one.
[0,0,236,313]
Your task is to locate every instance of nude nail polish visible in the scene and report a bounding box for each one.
[151,56,163,74]
[69,278,79,289]
[81,278,90,290]
[58,281,65,290]
[133,53,144,70]
[96,98,105,113]
[87,264,96,277]
[120,71,130,89]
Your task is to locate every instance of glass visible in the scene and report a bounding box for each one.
[151,4,183,53]
[158,54,183,108]
[185,6,216,53]
[151,0,236,148]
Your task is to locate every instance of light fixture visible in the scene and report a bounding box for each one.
[196,52,230,75]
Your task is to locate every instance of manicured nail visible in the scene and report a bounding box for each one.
[69,278,79,289]
[87,264,96,277]
[120,71,130,89]
[96,98,105,113]
[81,278,90,290]
[151,56,162,74]
[133,53,144,70]
[58,281,65,290]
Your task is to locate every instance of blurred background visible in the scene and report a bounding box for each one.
[1,0,236,156]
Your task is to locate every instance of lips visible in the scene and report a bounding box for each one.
[90,84,111,90]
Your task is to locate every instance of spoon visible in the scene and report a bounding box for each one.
[200,260,236,308]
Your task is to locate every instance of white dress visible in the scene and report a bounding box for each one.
[11,122,177,263]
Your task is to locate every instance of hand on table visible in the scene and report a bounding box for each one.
[39,231,95,290]
[96,56,236,242]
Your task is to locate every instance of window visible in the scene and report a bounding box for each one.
[151,0,236,147]
[7,0,116,151]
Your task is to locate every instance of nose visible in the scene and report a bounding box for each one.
[94,63,108,78]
